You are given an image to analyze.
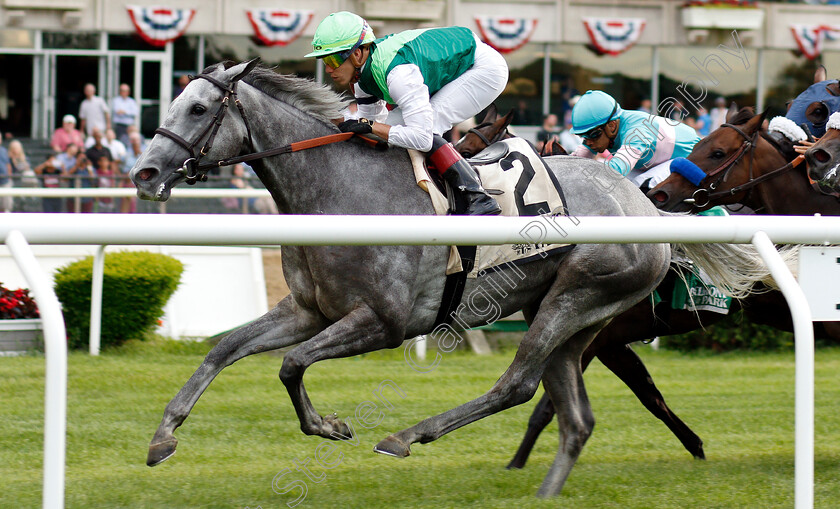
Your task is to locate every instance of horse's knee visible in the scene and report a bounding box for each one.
[497,376,540,407]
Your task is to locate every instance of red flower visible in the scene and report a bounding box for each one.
[0,282,39,319]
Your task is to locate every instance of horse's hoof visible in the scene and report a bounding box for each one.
[147,438,178,467]
[322,414,351,439]
[373,435,411,458]
[506,459,525,470]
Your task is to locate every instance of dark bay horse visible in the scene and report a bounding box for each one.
[805,115,840,193]
[129,60,777,497]
[647,108,840,215]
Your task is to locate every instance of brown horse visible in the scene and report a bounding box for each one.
[648,107,840,216]
[456,109,840,470]
[457,106,566,159]
[805,122,840,195]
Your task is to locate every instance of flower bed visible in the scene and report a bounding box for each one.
[0,283,42,353]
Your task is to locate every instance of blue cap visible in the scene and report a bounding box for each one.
[570,90,622,134]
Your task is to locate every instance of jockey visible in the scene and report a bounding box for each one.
[306,11,508,215]
[570,90,700,192]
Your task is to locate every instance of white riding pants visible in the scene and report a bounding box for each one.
[386,39,509,140]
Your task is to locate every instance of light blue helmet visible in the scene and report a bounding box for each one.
[570,90,623,134]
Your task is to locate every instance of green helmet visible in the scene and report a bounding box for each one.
[305,12,376,58]
[570,90,623,135]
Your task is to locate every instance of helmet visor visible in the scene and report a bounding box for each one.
[320,25,368,69]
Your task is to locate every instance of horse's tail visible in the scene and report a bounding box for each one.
[661,211,797,299]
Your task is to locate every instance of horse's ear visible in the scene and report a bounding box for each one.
[815,65,827,84]
[481,104,499,123]
[228,58,261,83]
[725,102,739,123]
[744,109,769,135]
[499,109,515,131]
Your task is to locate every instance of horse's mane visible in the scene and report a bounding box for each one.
[204,62,349,124]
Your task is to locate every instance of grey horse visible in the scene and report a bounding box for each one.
[130,60,777,497]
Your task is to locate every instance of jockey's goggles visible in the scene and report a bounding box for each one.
[580,103,618,141]
[321,26,368,69]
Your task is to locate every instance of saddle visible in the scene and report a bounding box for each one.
[410,137,573,276]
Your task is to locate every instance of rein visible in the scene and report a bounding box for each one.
[687,123,803,208]
[155,71,384,185]
[467,122,510,147]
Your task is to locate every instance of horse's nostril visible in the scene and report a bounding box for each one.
[138,167,158,182]
[813,149,831,164]
[651,191,667,203]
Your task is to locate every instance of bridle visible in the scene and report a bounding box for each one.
[686,123,804,208]
[155,73,255,185]
[153,69,385,187]
[466,121,510,148]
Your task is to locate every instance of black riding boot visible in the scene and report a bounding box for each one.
[427,135,501,216]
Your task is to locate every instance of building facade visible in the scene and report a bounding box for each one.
[2,0,840,140]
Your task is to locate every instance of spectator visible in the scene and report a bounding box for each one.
[125,124,147,150]
[511,100,534,125]
[638,98,652,114]
[34,155,65,213]
[85,128,112,165]
[223,163,255,212]
[94,155,116,213]
[51,114,85,153]
[78,83,110,137]
[7,139,32,182]
[8,140,39,212]
[104,128,126,167]
[67,153,95,213]
[110,83,139,144]
[55,143,80,173]
[121,132,144,213]
[709,96,728,133]
[563,95,581,129]
[695,107,711,137]
[0,132,10,213]
[558,122,582,154]
[174,74,191,97]
[536,113,562,152]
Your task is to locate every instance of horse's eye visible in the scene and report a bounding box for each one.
[806,101,829,125]
[711,149,726,159]
[191,104,207,115]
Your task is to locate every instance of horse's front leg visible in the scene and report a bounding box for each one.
[147,296,328,466]
[279,305,404,439]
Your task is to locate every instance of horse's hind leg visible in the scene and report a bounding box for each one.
[147,296,327,466]
[597,343,704,459]
[537,323,605,497]
[506,321,620,470]
[507,392,554,469]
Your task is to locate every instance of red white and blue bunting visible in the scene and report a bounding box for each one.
[474,17,539,54]
[246,9,314,46]
[582,17,646,56]
[126,5,196,47]
[790,24,840,60]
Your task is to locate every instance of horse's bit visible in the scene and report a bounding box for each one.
[154,73,255,185]
[685,123,759,208]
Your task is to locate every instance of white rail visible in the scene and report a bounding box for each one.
[4,212,839,509]
[0,188,271,198]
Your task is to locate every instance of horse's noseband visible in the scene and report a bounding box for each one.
[155,73,255,185]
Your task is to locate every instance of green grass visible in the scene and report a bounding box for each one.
[3,341,840,508]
